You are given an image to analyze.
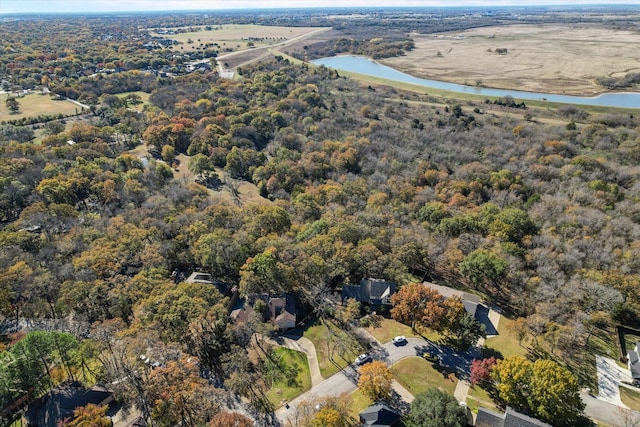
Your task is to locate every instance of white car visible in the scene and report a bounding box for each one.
[392,335,407,345]
[355,353,372,366]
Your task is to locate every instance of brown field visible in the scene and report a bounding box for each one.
[381,24,640,96]
[152,24,328,53]
[0,92,82,122]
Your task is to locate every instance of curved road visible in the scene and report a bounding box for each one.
[275,337,470,425]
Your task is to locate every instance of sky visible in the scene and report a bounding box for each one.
[2,0,639,14]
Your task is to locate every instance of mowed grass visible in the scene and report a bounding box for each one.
[391,356,457,397]
[349,389,373,419]
[151,25,325,53]
[483,317,527,359]
[466,385,500,414]
[620,385,640,411]
[116,91,151,107]
[265,347,311,408]
[303,320,363,378]
[0,93,81,122]
[365,316,444,344]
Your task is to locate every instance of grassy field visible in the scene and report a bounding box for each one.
[303,320,363,378]
[0,92,81,122]
[265,347,311,408]
[382,24,640,96]
[391,356,457,397]
[151,25,326,53]
[620,385,640,412]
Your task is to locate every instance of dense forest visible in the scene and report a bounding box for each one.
[1,7,640,427]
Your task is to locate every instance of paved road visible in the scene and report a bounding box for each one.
[275,337,474,425]
[582,391,640,426]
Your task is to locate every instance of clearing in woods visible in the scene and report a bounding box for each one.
[381,24,640,96]
[151,24,325,53]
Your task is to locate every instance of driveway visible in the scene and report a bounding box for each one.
[595,355,631,406]
[275,337,474,425]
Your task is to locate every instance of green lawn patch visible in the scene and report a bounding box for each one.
[391,356,457,396]
[620,385,640,411]
[303,319,363,378]
[265,347,311,408]
[466,385,500,413]
[349,389,373,419]
[116,91,151,108]
[365,316,445,344]
[483,317,527,359]
[1,92,82,122]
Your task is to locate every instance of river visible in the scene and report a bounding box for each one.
[311,55,640,109]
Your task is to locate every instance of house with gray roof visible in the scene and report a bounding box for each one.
[628,342,640,384]
[342,278,396,307]
[475,407,550,427]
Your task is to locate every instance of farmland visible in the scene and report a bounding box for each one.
[382,24,640,96]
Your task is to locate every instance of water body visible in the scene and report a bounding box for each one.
[311,55,640,109]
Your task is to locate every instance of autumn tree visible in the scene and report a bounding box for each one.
[404,388,468,427]
[145,355,222,427]
[358,360,392,401]
[64,403,112,427]
[469,357,496,386]
[293,395,357,427]
[390,283,444,332]
[208,411,253,427]
[491,356,585,426]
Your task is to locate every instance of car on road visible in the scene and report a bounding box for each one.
[392,335,407,345]
[355,353,372,366]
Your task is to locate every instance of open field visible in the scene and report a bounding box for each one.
[381,24,640,96]
[620,385,640,412]
[152,24,328,53]
[0,93,81,122]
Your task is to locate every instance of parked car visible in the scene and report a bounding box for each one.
[392,335,407,345]
[355,353,372,366]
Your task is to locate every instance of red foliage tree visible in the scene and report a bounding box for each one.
[470,357,497,386]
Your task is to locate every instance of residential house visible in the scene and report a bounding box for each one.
[24,381,113,427]
[359,403,402,427]
[342,278,396,306]
[230,293,297,331]
[628,342,640,384]
[422,281,498,335]
[185,271,239,311]
[475,407,551,427]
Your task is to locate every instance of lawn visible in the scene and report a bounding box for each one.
[116,91,151,108]
[303,319,363,378]
[391,356,457,397]
[466,385,500,414]
[620,385,640,411]
[1,92,82,122]
[265,347,311,408]
[483,317,528,359]
[349,389,373,419]
[365,316,445,344]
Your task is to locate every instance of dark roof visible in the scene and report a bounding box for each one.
[342,279,396,305]
[476,407,506,427]
[25,381,113,427]
[359,403,401,426]
[504,407,551,427]
[475,407,551,427]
